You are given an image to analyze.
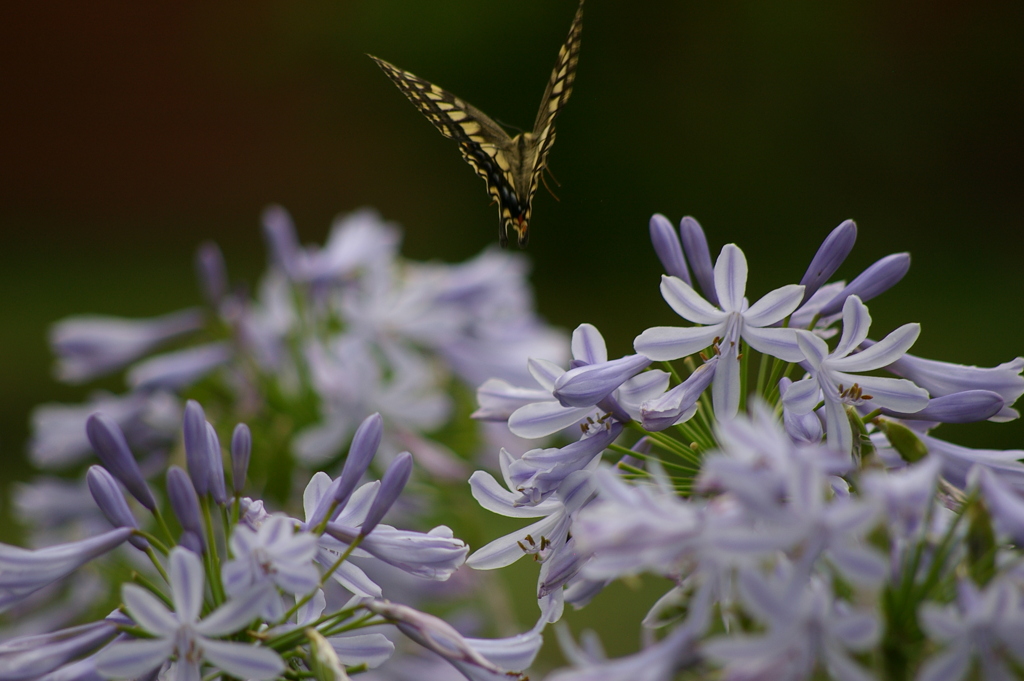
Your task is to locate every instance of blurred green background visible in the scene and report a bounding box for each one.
[3,0,1024,516]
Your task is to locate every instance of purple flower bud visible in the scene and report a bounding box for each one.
[818,253,910,317]
[178,531,205,556]
[85,466,147,550]
[553,354,652,408]
[309,413,383,526]
[880,390,1004,424]
[262,204,302,280]
[195,241,228,305]
[641,356,718,431]
[231,423,251,495]
[361,452,413,536]
[205,423,227,506]
[182,400,210,496]
[649,214,691,284]
[678,216,718,306]
[84,414,156,512]
[799,219,857,304]
[166,466,204,549]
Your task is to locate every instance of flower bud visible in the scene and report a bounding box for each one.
[85,413,156,511]
[231,423,251,495]
[86,466,147,550]
[649,214,691,284]
[361,452,413,536]
[678,216,717,306]
[818,253,910,317]
[799,219,857,303]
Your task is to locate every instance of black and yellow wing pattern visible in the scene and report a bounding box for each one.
[369,0,584,248]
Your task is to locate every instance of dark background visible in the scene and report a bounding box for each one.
[3,0,1024,479]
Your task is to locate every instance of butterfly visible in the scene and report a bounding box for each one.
[369,0,584,248]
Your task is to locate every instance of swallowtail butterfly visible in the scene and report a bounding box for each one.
[370,1,584,248]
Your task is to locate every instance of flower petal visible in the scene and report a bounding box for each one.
[659,276,723,325]
[714,244,747,313]
[743,326,804,362]
[571,324,607,365]
[634,324,724,362]
[95,639,173,679]
[468,471,563,518]
[509,401,589,439]
[169,548,205,624]
[743,284,805,328]
[200,639,284,681]
[832,324,921,373]
[195,585,272,637]
[837,373,930,412]
[122,584,178,636]
[711,347,741,420]
[832,296,872,359]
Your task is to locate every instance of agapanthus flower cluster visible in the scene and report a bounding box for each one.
[0,403,551,681]
[468,214,1024,680]
[29,206,565,476]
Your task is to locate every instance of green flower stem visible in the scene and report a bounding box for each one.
[660,361,684,385]
[200,498,226,606]
[150,507,176,548]
[626,423,703,468]
[131,568,174,609]
[143,545,171,586]
[608,442,699,474]
[137,531,170,557]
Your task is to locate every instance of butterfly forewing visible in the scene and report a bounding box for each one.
[370,0,583,248]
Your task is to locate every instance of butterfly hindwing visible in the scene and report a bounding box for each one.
[370,0,583,248]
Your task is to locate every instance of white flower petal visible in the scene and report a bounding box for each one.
[838,373,930,412]
[833,323,921,373]
[634,324,724,362]
[466,515,564,570]
[796,330,830,368]
[659,276,723,325]
[200,638,285,681]
[195,586,270,637]
[711,348,741,420]
[468,471,563,518]
[743,326,804,362]
[169,548,205,624]
[743,284,805,327]
[714,244,747,312]
[571,324,607,364]
[823,399,854,455]
[95,639,173,678]
[121,584,179,636]
[832,296,872,358]
[783,377,822,415]
[528,358,566,392]
[509,401,589,439]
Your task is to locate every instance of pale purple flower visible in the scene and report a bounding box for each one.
[306,412,383,528]
[916,578,1024,681]
[126,342,231,391]
[0,528,133,612]
[364,599,546,681]
[204,422,227,505]
[816,252,911,318]
[779,377,824,444]
[861,456,942,545]
[634,244,805,419]
[222,515,319,620]
[640,355,718,431]
[507,324,666,439]
[783,296,929,454]
[182,400,211,497]
[798,219,857,304]
[95,548,283,681]
[649,213,691,284]
[505,420,622,505]
[703,568,879,681]
[326,524,468,581]
[879,350,1023,422]
[572,468,701,579]
[50,309,203,384]
[468,469,593,571]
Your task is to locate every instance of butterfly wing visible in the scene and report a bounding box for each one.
[369,55,525,247]
[526,0,584,197]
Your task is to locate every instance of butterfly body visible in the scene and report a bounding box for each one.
[370,0,583,248]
